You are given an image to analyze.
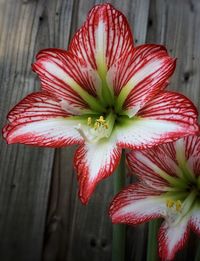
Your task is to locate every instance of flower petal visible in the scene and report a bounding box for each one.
[69,4,133,75]
[3,92,84,147]
[116,91,198,149]
[158,218,190,260]
[109,183,165,224]
[32,48,104,113]
[189,203,200,235]
[127,149,176,191]
[107,44,175,113]
[184,135,200,177]
[74,140,121,204]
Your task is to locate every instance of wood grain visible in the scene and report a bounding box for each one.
[0,0,199,261]
[0,0,73,260]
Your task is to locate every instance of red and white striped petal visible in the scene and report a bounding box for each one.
[107,44,175,113]
[74,140,121,204]
[3,92,84,147]
[184,136,200,177]
[127,149,177,191]
[69,4,133,75]
[116,91,199,150]
[32,48,103,113]
[190,204,200,235]
[158,218,190,260]
[109,183,165,224]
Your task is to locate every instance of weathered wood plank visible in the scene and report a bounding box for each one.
[147,0,200,260]
[43,1,150,261]
[0,0,74,260]
[147,0,200,108]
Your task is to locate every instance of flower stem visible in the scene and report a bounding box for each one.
[147,220,159,261]
[112,150,126,261]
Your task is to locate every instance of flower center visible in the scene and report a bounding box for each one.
[76,113,116,143]
[165,189,198,227]
[87,116,109,130]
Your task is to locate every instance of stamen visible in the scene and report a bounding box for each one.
[89,116,109,130]
[87,117,92,126]
[165,198,183,226]
[166,199,174,208]
[94,121,100,130]
[165,190,197,227]
[166,199,182,213]
[97,116,106,124]
[76,112,116,144]
[76,115,113,143]
[175,200,182,212]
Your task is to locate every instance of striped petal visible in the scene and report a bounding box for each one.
[184,135,200,177]
[32,48,104,113]
[74,139,121,204]
[107,44,175,114]
[189,203,200,235]
[116,91,198,149]
[69,4,133,76]
[127,149,176,191]
[3,92,84,147]
[109,183,165,224]
[158,217,190,260]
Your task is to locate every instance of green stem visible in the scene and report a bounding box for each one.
[147,220,159,261]
[112,150,126,261]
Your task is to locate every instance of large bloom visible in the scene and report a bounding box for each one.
[3,4,199,204]
[110,135,200,260]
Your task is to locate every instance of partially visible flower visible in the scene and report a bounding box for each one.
[110,135,200,260]
[2,4,199,204]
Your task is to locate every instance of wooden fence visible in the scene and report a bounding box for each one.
[0,0,200,260]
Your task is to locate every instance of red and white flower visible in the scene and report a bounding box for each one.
[3,4,199,204]
[110,135,200,260]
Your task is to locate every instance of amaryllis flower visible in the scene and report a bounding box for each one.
[110,135,200,260]
[2,4,199,204]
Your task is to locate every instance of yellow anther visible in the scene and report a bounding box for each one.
[166,199,182,213]
[97,116,106,124]
[166,199,175,208]
[175,200,182,212]
[92,116,109,130]
[87,117,92,126]
[94,122,100,130]
[104,123,109,129]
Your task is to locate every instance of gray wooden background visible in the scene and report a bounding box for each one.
[0,0,200,260]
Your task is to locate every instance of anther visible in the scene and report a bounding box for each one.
[166,199,174,208]
[175,200,182,212]
[97,116,106,124]
[166,199,182,213]
[94,122,100,130]
[93,116,109,130]
[87,117,92,126]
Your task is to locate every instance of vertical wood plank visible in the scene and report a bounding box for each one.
[43,1,150,261]
[147,0,200,109]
